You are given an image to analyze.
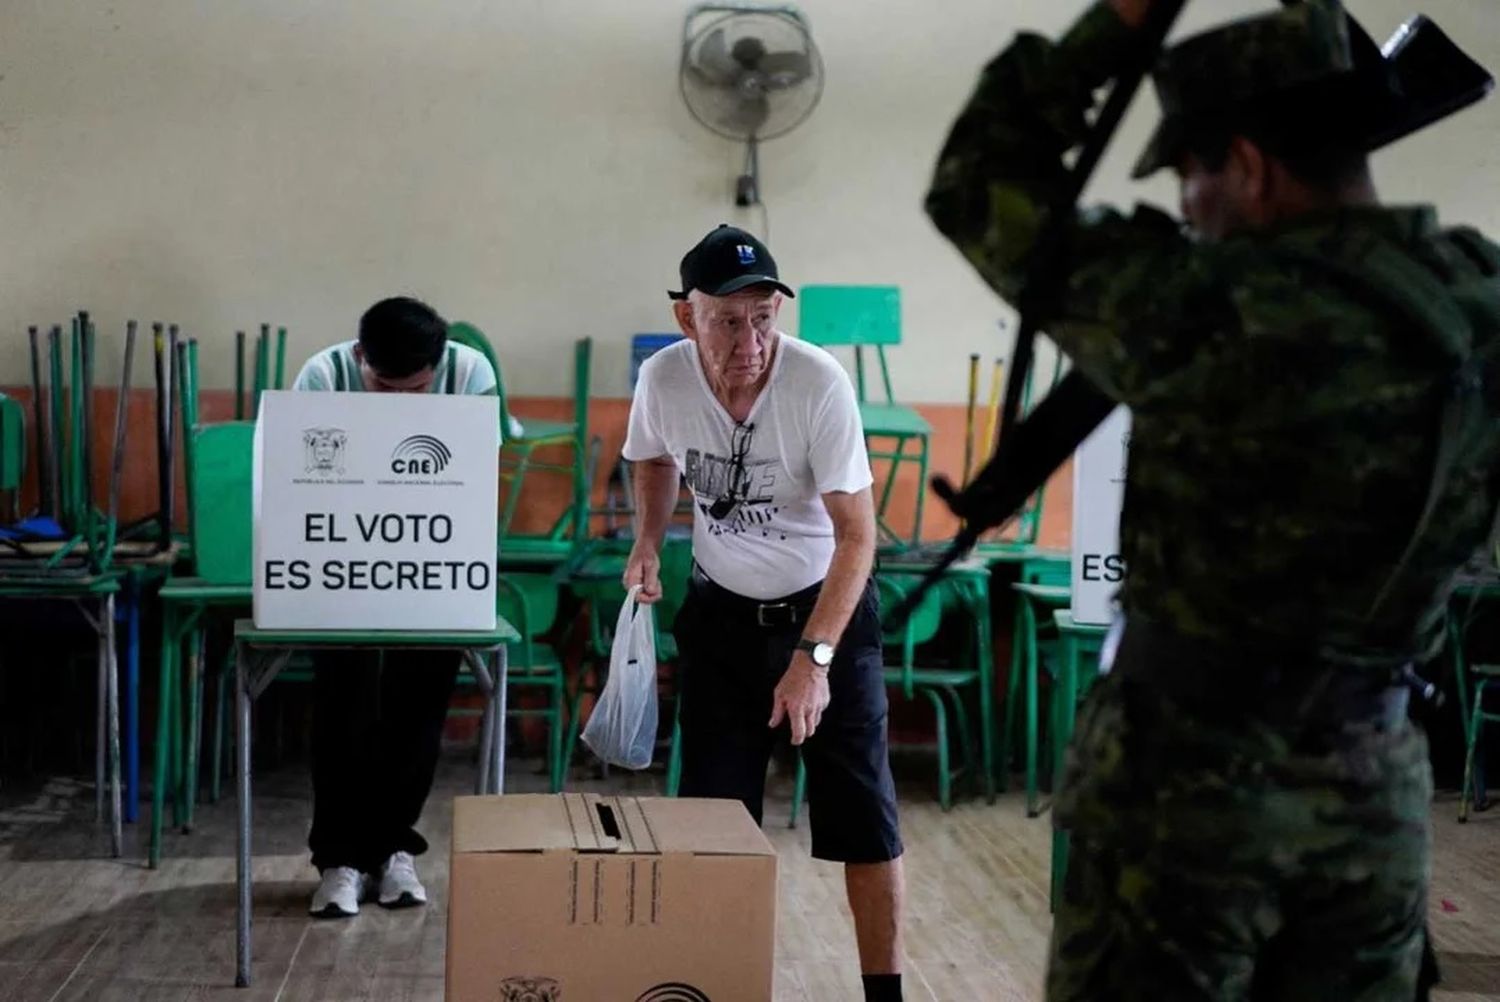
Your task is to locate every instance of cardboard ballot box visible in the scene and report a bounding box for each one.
[447,794,777,1002]
[252,389,500,631]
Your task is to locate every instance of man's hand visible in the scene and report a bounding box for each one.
[768,652,831,746]
[1108,0,1152,28]
[622,543,663,604]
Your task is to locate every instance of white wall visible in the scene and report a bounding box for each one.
[2,0,1497,402]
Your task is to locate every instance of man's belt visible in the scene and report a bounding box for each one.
[1110,615,1412,727]
[690,564,820,629]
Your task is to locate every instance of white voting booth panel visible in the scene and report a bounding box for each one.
[1070,406,1131,626]
[253,390,500,630]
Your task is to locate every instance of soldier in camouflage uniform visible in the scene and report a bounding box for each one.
[924,0,1500,998]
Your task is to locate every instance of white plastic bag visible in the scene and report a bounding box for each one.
[581,585,659,770]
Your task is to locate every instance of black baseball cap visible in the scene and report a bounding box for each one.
[668,224,795,301]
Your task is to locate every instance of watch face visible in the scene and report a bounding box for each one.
[812,642,834,666]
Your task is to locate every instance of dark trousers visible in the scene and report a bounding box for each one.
[308,649,460,874]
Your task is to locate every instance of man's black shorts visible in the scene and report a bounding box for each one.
[672,570,903,864]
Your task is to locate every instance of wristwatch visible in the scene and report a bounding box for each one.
[796,637,835,669]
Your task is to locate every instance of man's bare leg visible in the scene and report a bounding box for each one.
[846,856,905,999]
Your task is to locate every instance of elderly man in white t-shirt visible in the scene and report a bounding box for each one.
[623,225,906,1002]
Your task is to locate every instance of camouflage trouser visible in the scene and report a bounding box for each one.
[1045,669,1433,1002]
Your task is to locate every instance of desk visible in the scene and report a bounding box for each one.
[1050,610,1107,908]
[230,619,519,988]
[0,573,124,856]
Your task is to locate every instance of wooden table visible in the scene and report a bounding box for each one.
[230,618,519,988]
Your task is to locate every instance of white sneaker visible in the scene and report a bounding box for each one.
[378,851,427,909]
[310,866,369,918]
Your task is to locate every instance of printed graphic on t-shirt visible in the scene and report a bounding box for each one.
[682,422,786,539]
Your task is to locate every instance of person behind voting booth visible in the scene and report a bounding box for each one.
[621,225,907,1002]
[290,295,498,918]
[925,0,1500,998]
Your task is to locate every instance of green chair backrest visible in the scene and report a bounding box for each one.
[876,572,945,698]
[496,571,562,666]
[0,392,24,494]
[447,322,514,428]
[797,285,903,405]
[188,422,255,584]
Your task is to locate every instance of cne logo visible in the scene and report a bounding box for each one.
[735,244,756,265]
[390,434,452,476]
[637,985,712,1002]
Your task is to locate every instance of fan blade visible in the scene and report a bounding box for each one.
[695,27,741,85]
[757,49,812,85]
[721,93,770,134]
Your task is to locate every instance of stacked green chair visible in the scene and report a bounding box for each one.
[798,285,930,549]
[448,323,592,556]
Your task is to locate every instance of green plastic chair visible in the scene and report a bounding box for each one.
[0,392,24,523]
[490,572,568,792]
[790,570,976,823]
[798,285,931,548]
[448,323,591,547]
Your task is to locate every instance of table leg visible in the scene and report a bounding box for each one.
[106,593,122,858]
[473,654,495,796]
[236,643,253,989]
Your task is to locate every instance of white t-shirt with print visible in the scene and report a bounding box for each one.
[622,333,872,601]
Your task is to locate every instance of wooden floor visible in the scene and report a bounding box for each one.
[0,753,1497,1001]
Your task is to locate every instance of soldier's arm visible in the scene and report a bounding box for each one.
[923,1,1216,402]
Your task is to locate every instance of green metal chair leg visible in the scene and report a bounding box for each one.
[944,685,976,796]
[1460,685,1486,823]
[789,751,807,829]
[921,687,951,810]
[170,627,185,831]
[973,592,996,803]
[1000,601,1026,792]
[149,606,179,868]
[560,662,590,782]
[182,629,203,832]
[665,700,683,798]
[548,680,565,793]
[912,436,929,545]
[498,443,536,537]
[1023,598,1043,817]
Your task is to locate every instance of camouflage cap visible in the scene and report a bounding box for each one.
[1131,0,1356,179]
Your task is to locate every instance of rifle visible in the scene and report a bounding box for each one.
[886,0,1189,627]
